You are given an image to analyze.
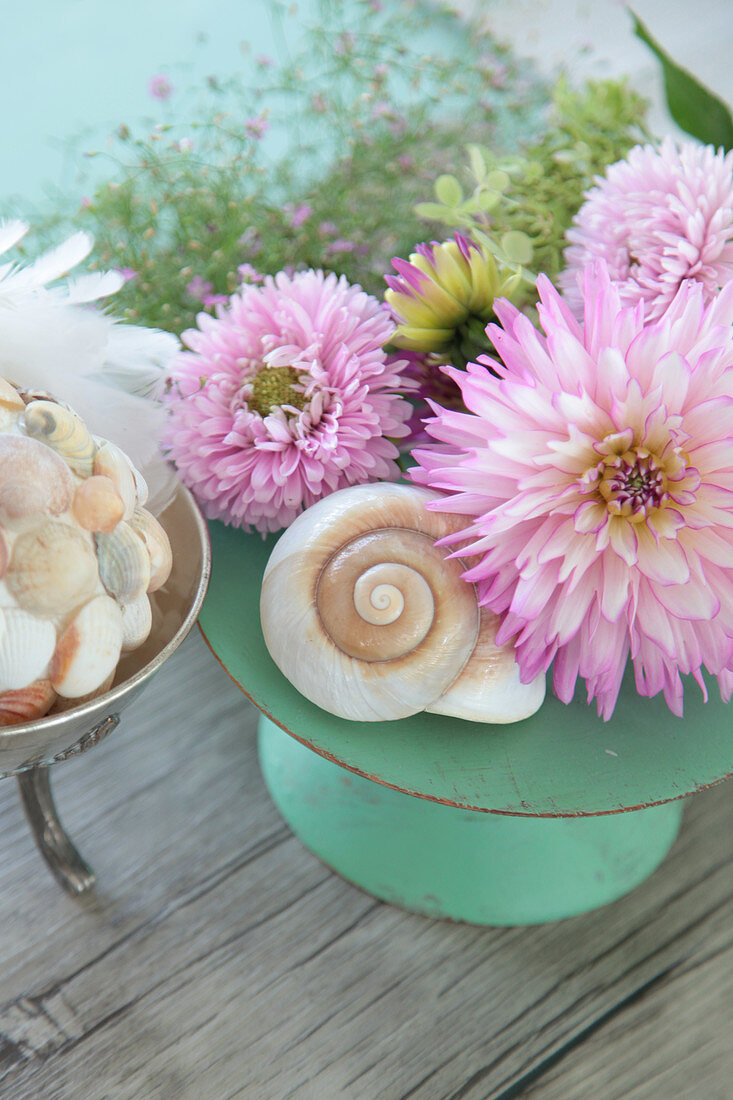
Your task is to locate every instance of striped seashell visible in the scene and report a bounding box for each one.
[0,680,56,726]
[50,595,123,698]
[0,607,57,691]
[95,522,151,603]
[73,476,125,533]
[0,378,25,429]
[0,529,8,580]
[128,507,173,592]
[7,521,99,617]
[93,442,138,520]
[119,593,153,652]
[0,435,74,519]
[24,399,96,477]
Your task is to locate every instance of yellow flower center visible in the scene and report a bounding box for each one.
[248,366,305,417]
[597,449,668,523]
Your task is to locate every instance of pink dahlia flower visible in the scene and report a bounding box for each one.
[412,261,733,719]
[163,270,412,533]
[561,139,733,322]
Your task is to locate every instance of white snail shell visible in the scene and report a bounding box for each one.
[260,483,545,723]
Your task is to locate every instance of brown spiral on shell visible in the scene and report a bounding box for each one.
[260,483,545,723]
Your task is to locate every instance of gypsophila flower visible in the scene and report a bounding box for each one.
[412,261,733,719]
[245,113,269,140]
[163,269,414,533]
[561,139,733,322]
[186,275,213,301]
[148,74,173,100]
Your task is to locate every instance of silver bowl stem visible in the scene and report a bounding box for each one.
[18,767,96,895]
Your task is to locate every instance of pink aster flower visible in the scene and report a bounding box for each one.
[163,269,414,533]
[561,139,733,322]
[412,261,733,719]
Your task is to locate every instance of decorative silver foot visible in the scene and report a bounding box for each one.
[17,767,95,896]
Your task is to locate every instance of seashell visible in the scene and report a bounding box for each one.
[260,482,545,723]
[93,442,137,519]
[0,378,25,429]
[0,530,8,580]
[0,435,74,519]
[50,595,123,698]
[24,399,96,477]
[95,522,151,603]
[119,594,153,652]
[50,670,115,713]
[73,476,125,533]
[0,607,57,691]
[7,521,99,617]
[128,507,173,592]
[0,680,56,726]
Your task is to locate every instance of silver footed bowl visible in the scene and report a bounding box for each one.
[0,482,211,894]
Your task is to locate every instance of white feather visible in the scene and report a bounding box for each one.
[0,230,181,514]
[0,220,29,256]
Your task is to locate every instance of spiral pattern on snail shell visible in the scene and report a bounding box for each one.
[261,483,546,724]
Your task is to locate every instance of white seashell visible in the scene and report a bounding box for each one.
[0,607,57,690]
[50,595,123,698]
[95,522,151,603]
[23,400,96,477]
[119,593,152,652]
[0,435,74,519]
[0,680,56,726]
[0,378,25,429]
[50,670,115,712]
[7,521,99,617]
[73,476,125,533]
[93,441,138,519]
[260,482,545,723]
[128,507,173,592]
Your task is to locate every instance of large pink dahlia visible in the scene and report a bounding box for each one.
[163,270,412,533]
[412,262,733,719]
[560,139,733,323]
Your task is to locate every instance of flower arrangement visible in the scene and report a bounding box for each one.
[8,5,733,724]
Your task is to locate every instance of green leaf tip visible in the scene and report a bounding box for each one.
[630,9,733,150]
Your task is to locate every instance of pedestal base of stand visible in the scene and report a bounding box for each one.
[258,716,684,925]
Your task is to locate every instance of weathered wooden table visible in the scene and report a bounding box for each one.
[0,628,731,1098]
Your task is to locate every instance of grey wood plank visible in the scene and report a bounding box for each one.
[0,620,729,1100]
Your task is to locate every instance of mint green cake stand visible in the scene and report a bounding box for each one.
[199,522,733,926]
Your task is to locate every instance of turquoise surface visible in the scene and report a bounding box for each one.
[200,521,733,817]
[258,714,684,924]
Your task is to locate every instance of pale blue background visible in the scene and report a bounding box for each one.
[2,0,289,204]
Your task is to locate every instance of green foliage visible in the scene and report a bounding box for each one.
[631,11,733,150]
[417,77,650,282]
[7,0,549,334]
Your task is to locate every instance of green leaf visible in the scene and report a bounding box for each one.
[467,144,486,181]
[485,169,511,194]
[501,230,534,266]
[477,189,501,212]
[631,10,733,149]
[414,201,453,221]
[434,174,464,206]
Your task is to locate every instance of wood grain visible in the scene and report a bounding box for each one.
[0,629,730,1099]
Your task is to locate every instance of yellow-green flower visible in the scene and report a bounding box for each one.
[385,233,524,366]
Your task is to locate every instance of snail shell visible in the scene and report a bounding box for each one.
[7,521,99,617]
[0,435,74,519]
[23,400,96,477]
[0,680,56,726]
[50,595,123,698]
[260,483,545,723]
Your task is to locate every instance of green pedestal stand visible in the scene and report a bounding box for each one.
[200,521,733,926]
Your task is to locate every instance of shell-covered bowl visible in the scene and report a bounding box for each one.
[0,482,210,777]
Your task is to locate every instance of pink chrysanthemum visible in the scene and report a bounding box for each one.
[561,139,733,323]
[163,270,413,533]
[412,261,733,719]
